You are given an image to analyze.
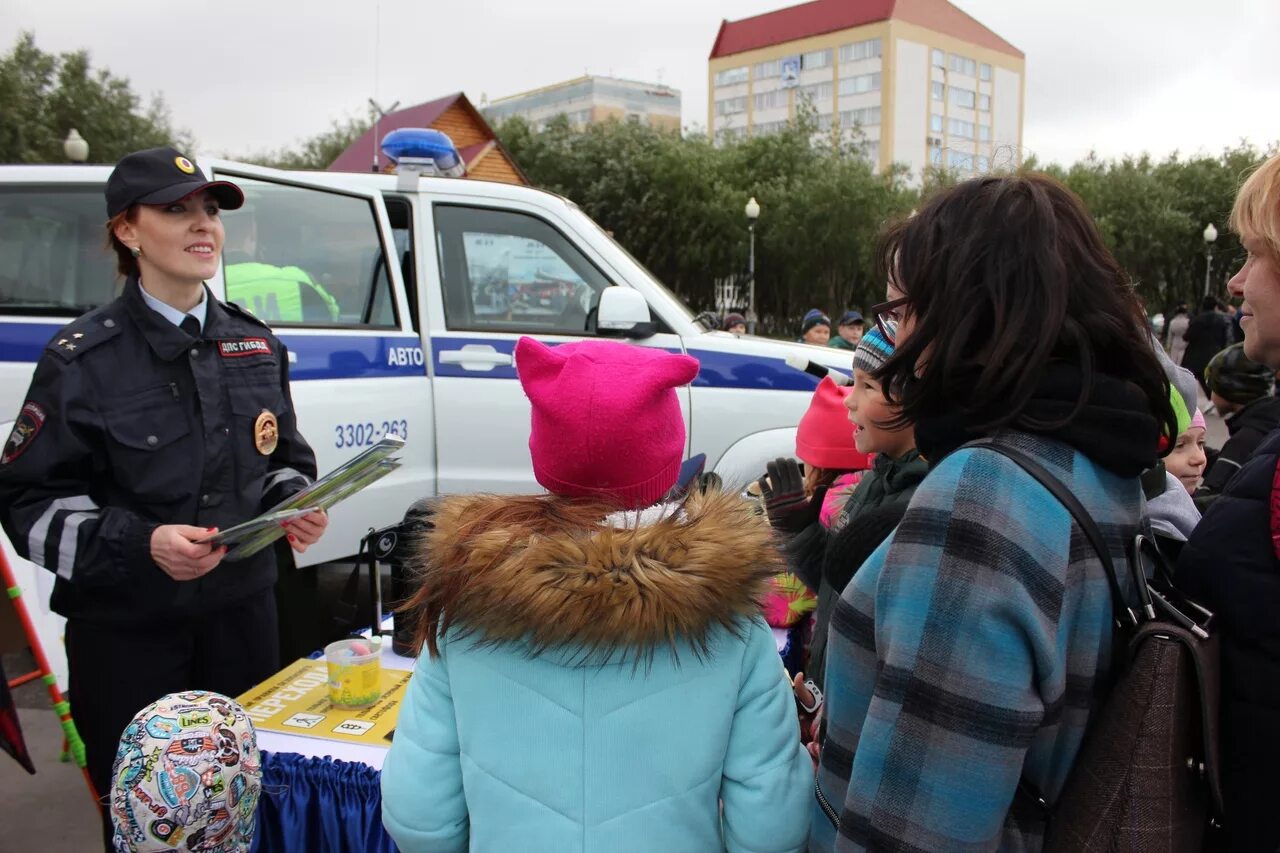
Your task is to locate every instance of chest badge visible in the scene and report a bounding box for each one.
[254,410,279,456]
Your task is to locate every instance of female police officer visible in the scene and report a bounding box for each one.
[0,147,327,833]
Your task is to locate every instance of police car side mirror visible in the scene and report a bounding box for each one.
[596,287,654,339]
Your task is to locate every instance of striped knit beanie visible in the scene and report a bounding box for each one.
[852,322,895,374]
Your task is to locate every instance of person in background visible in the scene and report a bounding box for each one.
[759,376,872,649]
[1165,408,1208,495]
[1176,151,1280,852]
[722,312,748,335]
[1145,367,1202,561]
[1166,302,1191,364]
[827,311,865,351]
[798,309,831,346]
[111,691,261,852]
[812,174,1174,851]
[1182,296,1236,393]
[1198,342,1280,499]
[382,337,811,853]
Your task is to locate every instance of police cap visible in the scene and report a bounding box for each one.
[106,147,244,218]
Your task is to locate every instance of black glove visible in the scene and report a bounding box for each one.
[759,457,825,535]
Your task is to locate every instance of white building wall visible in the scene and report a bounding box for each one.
[993,67,1022,150]
[894,39,929,179]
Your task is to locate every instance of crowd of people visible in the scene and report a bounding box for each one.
[6,146,1280,852]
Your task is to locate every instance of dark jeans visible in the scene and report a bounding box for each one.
[66,591,280,850]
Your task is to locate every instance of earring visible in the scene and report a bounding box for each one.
[130,246,142,258]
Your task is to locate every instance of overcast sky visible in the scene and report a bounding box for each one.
[5,0,1277,167]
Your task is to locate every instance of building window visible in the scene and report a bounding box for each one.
[931,81,944,101]
[799,82,833,105]
[720,126,747,141]
[715,96,747,116]
[948,118,975,139]
[753,90,786,111]
[950,87,976,109]
[817,114,834,132]
[949,54,978,76]
[802,49,832,70]
[838,72,880,96]
[978,123,991,142]
[859,140,880,162]
[930,147,943,166]
[840,38,882,63]
[980,63,992,81]
[977,155,991,172]
[978,94,991,112]
[754,119,788,136]
[714,66,749,87]
[754,59,781,79]
[840,106,881,127]
[948,150,972,170]
[930,113,944,133]
[931,48,945,67]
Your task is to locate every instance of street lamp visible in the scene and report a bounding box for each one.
[745,197,760,334]
[63,129,89,163]
[1202,222,1218,298]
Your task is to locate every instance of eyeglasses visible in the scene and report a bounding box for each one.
[870,297,908,343]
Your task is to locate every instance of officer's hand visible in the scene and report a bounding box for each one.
[284,509,328,554]
[151,525,226,581]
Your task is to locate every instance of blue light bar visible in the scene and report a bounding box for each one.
[380,128,465,177]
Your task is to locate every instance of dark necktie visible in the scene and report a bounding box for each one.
[180,316,201,338]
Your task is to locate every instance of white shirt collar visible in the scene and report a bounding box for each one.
[138,279,207,332]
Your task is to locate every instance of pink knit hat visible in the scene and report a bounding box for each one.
[796,376,872,470]
[515,337,700,509]
[1190,408,1207,431]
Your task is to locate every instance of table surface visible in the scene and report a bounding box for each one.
[254,621,792,771]
[254,620,414,770]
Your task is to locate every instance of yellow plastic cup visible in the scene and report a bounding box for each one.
[324,638,382,708]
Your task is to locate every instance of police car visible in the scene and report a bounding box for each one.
[0,130,853,679]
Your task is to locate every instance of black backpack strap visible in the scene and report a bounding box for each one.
[966,441,1137,630]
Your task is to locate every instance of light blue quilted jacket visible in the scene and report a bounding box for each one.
[381,490,811,853]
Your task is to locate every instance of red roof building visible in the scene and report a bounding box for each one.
[707,0,1024,179]
[329,92,527,185]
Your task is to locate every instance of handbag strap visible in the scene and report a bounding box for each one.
[966,441,1136,630]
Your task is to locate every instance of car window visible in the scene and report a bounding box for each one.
[0,186,117,314]
[222,178,398,328]
[433,204,611,335]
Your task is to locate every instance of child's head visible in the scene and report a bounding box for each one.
[1165,408,1208,495]
[1205,342,1273,416]
[111,691,261,852]
[795,376,872,494]
[516,337,700,509]
[847,323,915,457]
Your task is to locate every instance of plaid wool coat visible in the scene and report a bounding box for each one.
[811,431,1143,852]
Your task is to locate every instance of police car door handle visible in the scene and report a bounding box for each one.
[438,345,513,371]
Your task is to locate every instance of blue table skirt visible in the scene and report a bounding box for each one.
[252,751,398,853]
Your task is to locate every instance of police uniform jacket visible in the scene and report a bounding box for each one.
[0,276,317,623]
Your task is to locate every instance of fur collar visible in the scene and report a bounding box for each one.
[412,488,782,661]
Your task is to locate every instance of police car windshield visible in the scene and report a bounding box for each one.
[0,186,117,314]
[578,212,693,324]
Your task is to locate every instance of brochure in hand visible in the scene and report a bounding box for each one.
[213,434,406,562]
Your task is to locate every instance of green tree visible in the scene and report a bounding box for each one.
[0,32,191,163]
[239,110,373,170]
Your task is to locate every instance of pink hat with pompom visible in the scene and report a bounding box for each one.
[515,337,700,509]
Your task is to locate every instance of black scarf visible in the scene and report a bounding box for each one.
[913,362,1161,479]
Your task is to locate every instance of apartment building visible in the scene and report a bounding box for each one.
[484,75,682,132]
[707,0,1024,177]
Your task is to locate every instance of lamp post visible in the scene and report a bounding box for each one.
[63,129,89,163]
[745,197,760,334]
[1202,222,1218,298]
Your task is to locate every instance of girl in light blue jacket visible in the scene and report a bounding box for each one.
[381,337,811,853]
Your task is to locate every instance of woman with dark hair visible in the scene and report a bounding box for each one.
[811,173,1176,851]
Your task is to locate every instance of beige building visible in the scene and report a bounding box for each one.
[707,0,1024,178]
[484,76,682,132]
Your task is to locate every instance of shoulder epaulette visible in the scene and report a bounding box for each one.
[220,300,271,331]
[45,309,123,362]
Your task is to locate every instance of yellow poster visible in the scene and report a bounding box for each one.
[236,658,412,745]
